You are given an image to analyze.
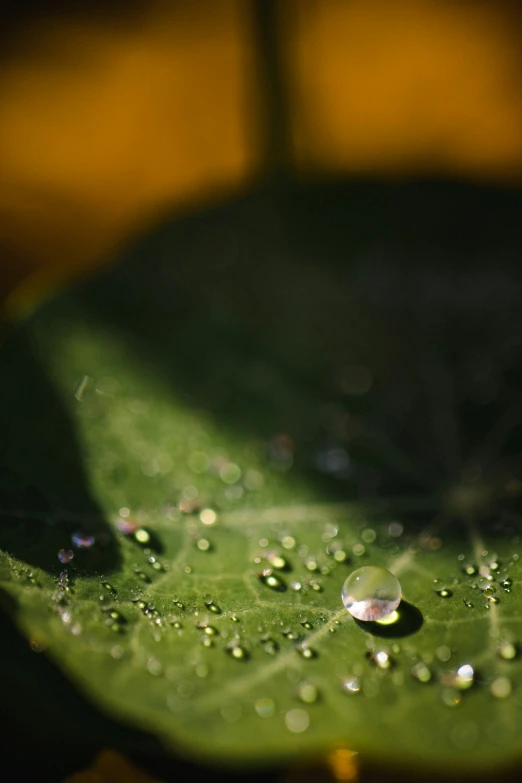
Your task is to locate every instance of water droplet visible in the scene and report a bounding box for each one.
[290,581,302,592]
[490,676,512,699]
[498,642,518,660]
[203,625,218,636]
[352,543,365,557]
[281,536,296,550]
[147,658,163,676]
[367,650,392,669]
[255,697,275,717]
[342,566,401,621]
[227,642,248,660]
[501,578,512,592]
[309,580,322,592]
[58,549,74,564]
[200,508,217,526]
[297,682,319,704]
[341,676,360,694]
[266,553,287,570]
[463,599,474,609]
[261,635,279,655]
[197,538,211,552]
[463,564,477,576]
[361,529,376,544]
[455,664,474,690]
[134,528,151,545]
[102,581,117,596]
[333,550,348,563]
[411,662,432,683]
[259,570,286,591]
[440,687,461,708]
[71,532,96,549]
[221,703,242,722]
[305,558,318,572]
[296,643,316,660]
[285,708,310,733]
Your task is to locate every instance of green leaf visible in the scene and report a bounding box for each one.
[1,185,522,774]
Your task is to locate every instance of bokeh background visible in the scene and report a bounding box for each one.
[2,0,522,317]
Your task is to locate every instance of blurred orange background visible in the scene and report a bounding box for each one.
[2,0,522,317]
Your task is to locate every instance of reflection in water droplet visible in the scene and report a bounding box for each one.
[342,566,401,622]
[255,697,275,717]
[490,676,512,699]
[285,708,310,733]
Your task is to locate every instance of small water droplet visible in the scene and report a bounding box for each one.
[102,581,117,596]
[227,642,248,660]
[341,676,360,694]
[305,558,318,572]
[134,528,151,545]
[498,642,518,660]
[290,581,302,591]
[58,549,74,564]
[285,708,310,733]
[296,643,316,660]
[333,550,348,563]
[441,687,461,707]
[411,662,432,683]
[254,697,275,717]
[490,676,512,699]
[454,664,474,690]
[463,564,477,576]
[463,599,474,609]
[147,658,163,676]
[281,536,296,550]
[262,636,279,655]
[367,650,392,669]
[297,682,319,704]
[309,580,322,592]
[200,508,217,526]
[197,538,211,552]
[259,570,286,591]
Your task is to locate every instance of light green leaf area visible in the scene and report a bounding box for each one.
[1,188,522,773]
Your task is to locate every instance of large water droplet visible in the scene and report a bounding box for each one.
[342,566,401,621]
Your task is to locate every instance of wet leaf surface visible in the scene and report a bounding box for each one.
[1,182,522,773]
